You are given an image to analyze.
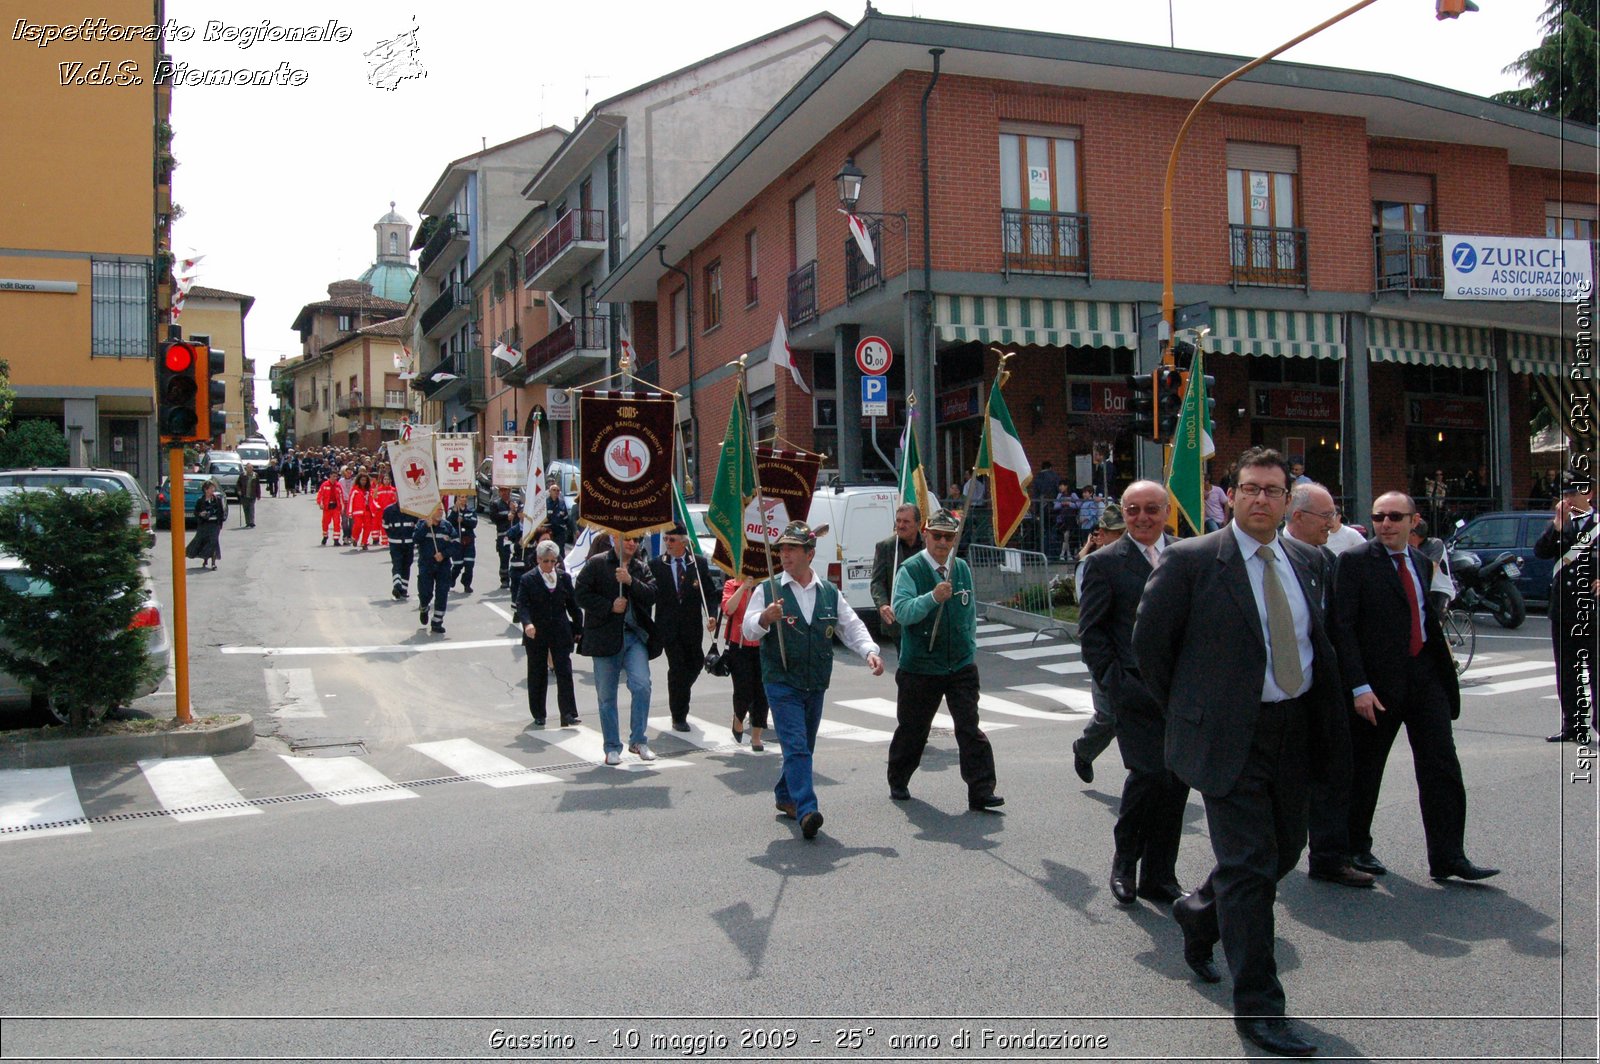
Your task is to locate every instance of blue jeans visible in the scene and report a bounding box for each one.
[765,682,826,817]
[593,632,652,754]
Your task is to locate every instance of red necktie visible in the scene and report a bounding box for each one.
[1392,552,1423,656]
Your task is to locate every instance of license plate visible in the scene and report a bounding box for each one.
[1504,562,1521,579]
[847,565,871,581]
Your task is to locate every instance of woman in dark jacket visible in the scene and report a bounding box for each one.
[515,539,583,726]
[185,479,226,570]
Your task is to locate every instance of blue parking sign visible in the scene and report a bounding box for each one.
[861,374,888,417]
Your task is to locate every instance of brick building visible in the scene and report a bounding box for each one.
[599,12,1597,516]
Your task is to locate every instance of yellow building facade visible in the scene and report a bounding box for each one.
[181,287,256,449]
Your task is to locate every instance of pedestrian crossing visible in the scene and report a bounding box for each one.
[0,682,1094,842]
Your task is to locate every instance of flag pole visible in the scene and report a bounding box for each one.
[740,357,788,670]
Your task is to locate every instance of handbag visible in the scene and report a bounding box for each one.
[703,610,732,677]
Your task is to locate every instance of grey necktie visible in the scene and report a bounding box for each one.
[937,565,947,582]
[1257,544,1304,695]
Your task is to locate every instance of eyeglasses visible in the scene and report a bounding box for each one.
[1300,509,1337,521]
[927,530,956,541]
[1235,484,1288,499]
[1122,505,1165,516]
[1370,511,1415,524]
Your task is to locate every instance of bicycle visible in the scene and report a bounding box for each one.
[1442,607,1475,675]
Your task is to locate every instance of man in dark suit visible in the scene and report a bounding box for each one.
[1078,479,1187,906]
[575,533,659,766]
[870,504,922,646]
[1333,491,1497,884]
[650,525,722,731]
[1134,447,1342,1058]
[1533,469,1596,743]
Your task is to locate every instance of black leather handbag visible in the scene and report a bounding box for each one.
[703,611,733,677]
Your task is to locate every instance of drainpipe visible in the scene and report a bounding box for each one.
[656,244,697,496]
[919,48,943,494]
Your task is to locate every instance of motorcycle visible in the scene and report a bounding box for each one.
[1446,546,1526,629]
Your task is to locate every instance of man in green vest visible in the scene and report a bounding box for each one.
[743,520,884,840]
[887,508,1003,811]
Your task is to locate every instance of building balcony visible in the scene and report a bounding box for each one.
[524,209,605,291]
[463,350,488,411]
[413,352,459,399]
[845,221,883,301]
[418,212,468,275]
[419,283,471,337]
[1002,208,1090,279]
[524,316,609,387]
[1229,225,1308,289]
[336,391,363,415]
[787,260,817,327]
[494,328,528,385]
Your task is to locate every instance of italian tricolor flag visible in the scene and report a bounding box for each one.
[975,373,1032,548]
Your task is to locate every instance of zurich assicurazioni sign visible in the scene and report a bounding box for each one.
[1443,235,1593,302]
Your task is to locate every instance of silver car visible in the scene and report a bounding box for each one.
[0,467,153,539]
[200,452,244,499]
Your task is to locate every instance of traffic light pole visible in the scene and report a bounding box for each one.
[167,444,192,724]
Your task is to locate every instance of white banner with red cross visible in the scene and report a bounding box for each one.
[434,434,475,492]
[387,438,441,519]
[491,436,528,488]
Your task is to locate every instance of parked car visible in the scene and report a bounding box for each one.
[199,452,244,498]
[1446,510,1555,606]
[474,457,580,512]
[0,551,169,722]
[0,467,153,542]
[155,473,218,529]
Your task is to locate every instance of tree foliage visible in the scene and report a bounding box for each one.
[0,490,161,727]
[1492,0,1598,125]
[0,359,15,433]
[0,420,70,469]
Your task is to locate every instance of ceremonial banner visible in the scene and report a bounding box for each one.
[491,436,527,488]
[974,369,1032,548]
[897,417,930,525]
[434,435,475,493]
[524,419,548,538]
[1165,348,1215,537]
[707,389,755,577]
[711,446,822,581]
[577,391,676,537]
[387,438,440,519]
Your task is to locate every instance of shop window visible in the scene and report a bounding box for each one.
[1247,357,1339,387]
[813,353,837,391]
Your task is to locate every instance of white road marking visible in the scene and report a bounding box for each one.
[811,719,896,743]
[223,637,521,657]
[975,623,1014,634]
[1462,675,1557,696]
[977,694,1081,720]
[409,739,561,786]
[1007,684,1096,716]
[263,667,325,719]
[277,755,415,804]
[482,602,517,626]
[998,644,1081,661]
[833,697,1016,731]
[649,715,752,753]
[139,757,261,821]
[520,725,690,771]
[0,768,90,840]
[975,632,1054,648]
[1037,660,1091,675]
[1463,660,1557,680]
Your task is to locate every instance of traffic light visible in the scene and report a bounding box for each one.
[1128,371,1157,440]
[1436,0,1479,19]
[202,343,227,441]
[157,339,201,442]
[1170,338,1197,372]
[1157,367,1185,440]
[1198,374,1217,435]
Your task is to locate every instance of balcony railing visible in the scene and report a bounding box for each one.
[1229,224,1308,289]
[845,221,883,301]
[418,212,467,274]
[523,208,605,285]
[787,260,817,327]
[1001,208,1090,278]
[463,349,488,410]
[336,390,363,415]
[1373,231,1443,294]
[525,316,610,376]
[419,283,469,334]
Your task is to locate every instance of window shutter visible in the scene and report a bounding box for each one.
[1226,142,1298,173]
[1370,172,1434,204]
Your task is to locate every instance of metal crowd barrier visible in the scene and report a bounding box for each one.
[963,543,1073,644]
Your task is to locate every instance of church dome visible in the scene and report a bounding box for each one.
[358,261,416,303]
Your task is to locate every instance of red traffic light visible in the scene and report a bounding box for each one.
[1436,0,1479,19]
[164,341,196,373]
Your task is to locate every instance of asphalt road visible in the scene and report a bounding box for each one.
[0,491,1594,1063]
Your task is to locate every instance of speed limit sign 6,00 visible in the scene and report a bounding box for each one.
[855,335,892,376]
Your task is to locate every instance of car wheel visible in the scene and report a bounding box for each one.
[45,691,110,727]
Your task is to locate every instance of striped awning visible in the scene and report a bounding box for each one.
[1208,309,1344,360]
[935,296,1136,350]
[1507,332,1569,376]
[1367,317,1493,369]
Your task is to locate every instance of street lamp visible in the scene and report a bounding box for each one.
[835,157,867,212]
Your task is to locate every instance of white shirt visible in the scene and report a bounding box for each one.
[1323,524,1368,555]
[1230,522,1314,702]
[742,569,879,661]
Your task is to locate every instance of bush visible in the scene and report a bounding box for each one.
[0,419,70,469]
[0,489,160,726]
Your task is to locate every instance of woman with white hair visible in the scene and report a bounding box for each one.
[514,538,583,727]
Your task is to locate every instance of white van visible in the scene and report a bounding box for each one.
[805,485,897,616]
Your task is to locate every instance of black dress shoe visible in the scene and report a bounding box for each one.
[1071,740,1094,784]
[1431,857,1500,882]
[1308,863,1377,889]
[1109,857,1138,905]
[1349,851,1387,876]
[1136,880,1186,904]
[1171,899,1221,983]
[671,720,691,732]
[889,785,911,801]
[968,794,1005,812]
[1234,1017,1316,1057]
[531,718,546,728]
[560,716,580,727]
[1547,731,1578,743]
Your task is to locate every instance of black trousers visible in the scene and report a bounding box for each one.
[1076,681,1117,762]
[1179,695,1310,1018]
[1307,712,1356,871]
[1111,703,1190,888]
[496,534,510,584]
[663,637,703,723]
[1347,656,1467,867]
[417,563,450,623]
[887,664,997,800]
[726,643,768,729]
[389,543,413,594]
[451,554,476,589]
[526,639,578,723]
[1552,618,1593,738]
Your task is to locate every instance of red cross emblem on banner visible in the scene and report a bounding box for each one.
[405,463,427,485]
[447,457,464,473]
[503,449,519,464]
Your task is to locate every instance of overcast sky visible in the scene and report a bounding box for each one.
[165,0,1551,436]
